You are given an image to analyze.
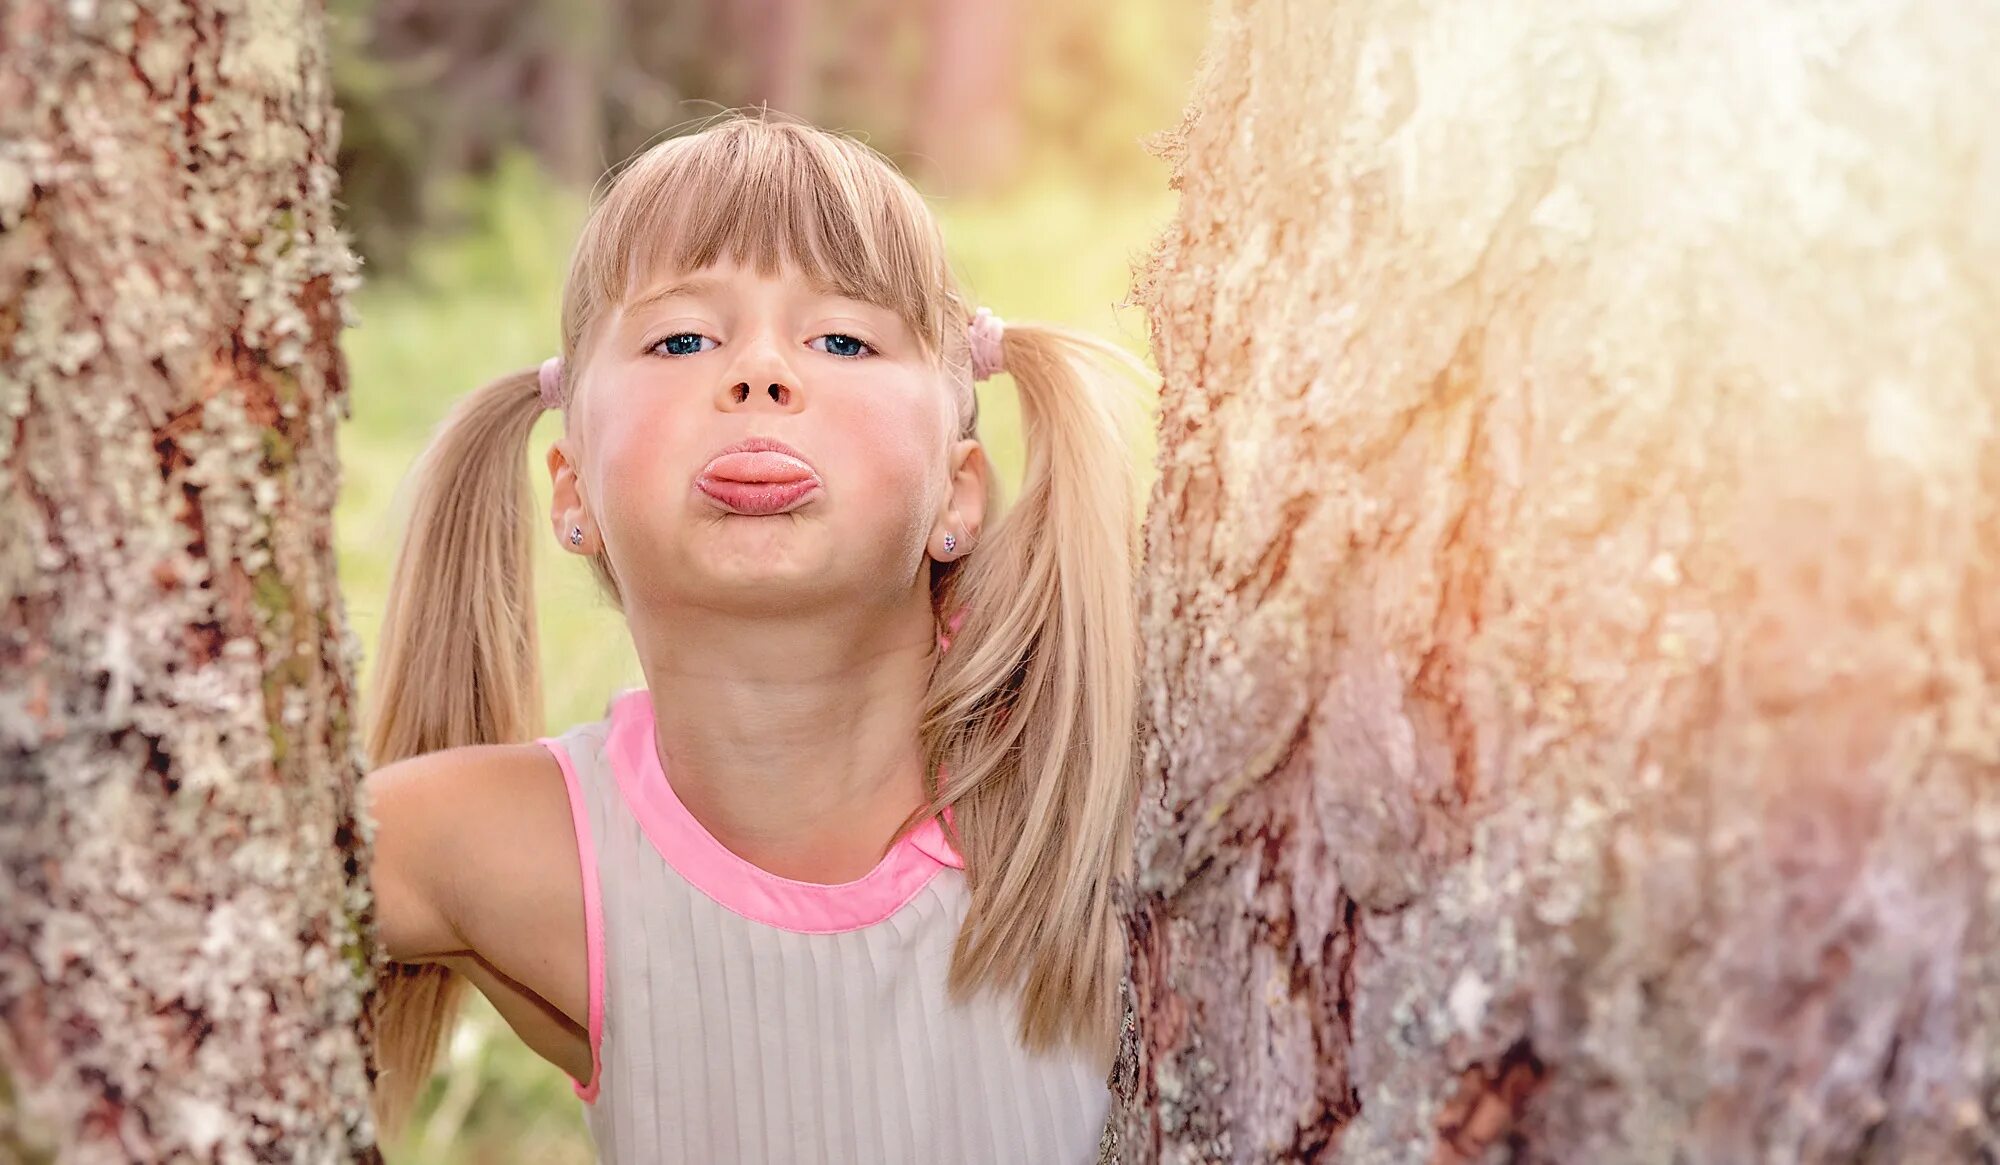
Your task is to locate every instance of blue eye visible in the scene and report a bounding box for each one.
[813,334,875,358]
[650,332,715,357]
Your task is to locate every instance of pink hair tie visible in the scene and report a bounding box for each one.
[967,308,1005,381]
[538,355,564,409]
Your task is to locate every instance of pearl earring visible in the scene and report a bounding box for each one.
[570,526,584,547]
[942,532,957,554]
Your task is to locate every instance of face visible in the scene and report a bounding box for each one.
[548,256,987,618]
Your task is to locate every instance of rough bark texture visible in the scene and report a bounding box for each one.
[0,0,374,1159]
[1124,2,2000,1162]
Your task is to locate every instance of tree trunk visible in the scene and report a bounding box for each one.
[1123,2,2000,1162]
[0,0,375,1159]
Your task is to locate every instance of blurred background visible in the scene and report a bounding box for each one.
[327,0,1205,1157]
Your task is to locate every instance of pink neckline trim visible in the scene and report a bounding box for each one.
[606,689,964,934]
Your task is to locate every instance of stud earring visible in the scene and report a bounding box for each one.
[942,532,957,554]
[569,526,584,547]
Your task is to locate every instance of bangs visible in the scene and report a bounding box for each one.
[566,118,954,359]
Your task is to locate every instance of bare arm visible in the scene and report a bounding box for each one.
[360,741,593,1071]
[362,747,485,964]
[362,744,581,962]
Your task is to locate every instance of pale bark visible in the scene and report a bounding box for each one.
[1125,2,2000,1162]
[0,0,373,1160]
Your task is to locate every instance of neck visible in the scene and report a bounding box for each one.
[629,600,939,883]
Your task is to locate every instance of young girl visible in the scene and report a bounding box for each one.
[360,110,1146,1163]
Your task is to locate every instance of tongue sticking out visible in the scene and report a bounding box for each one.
[703,450,814,484]
[696,451,821,516]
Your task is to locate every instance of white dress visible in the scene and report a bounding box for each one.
[537,688,1113,1164]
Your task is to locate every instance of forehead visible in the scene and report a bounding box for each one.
[607,261,918,353]
[620,261,867,313]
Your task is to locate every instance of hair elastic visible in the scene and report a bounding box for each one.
[539,356,564,409]
[968,308,1006,381]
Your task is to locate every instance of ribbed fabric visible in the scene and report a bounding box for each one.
[540,692,1112,1164]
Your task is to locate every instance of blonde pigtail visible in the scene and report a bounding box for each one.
[923,321,1150,1057]
[364,368,551,1138]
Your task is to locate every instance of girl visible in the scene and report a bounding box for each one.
[360,110,1146,1163]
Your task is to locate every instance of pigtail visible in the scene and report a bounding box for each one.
[363,368,550,1139]
[924,321,1149,1058]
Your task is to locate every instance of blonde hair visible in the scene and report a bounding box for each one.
[365,109,1144,1136]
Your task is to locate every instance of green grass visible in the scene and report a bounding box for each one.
[337,153,1174,1161]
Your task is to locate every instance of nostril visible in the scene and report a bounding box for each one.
[732,383,749,403]
[768,384,788,405]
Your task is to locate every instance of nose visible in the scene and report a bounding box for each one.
[724,380,797,409]
[715,334,805,414]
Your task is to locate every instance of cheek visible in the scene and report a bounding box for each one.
[580,394,704,537]
[825,392,943,523]
[595,415,674,496]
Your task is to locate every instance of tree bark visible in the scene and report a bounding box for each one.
[0,0,375,1159]
[1124,2,2000,1162]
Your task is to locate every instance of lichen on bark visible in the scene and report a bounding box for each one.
[1124,2,2000,1162]
[0,0,377,1158]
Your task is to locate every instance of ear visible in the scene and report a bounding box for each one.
[928,437,990,562]
[546,436,598,554]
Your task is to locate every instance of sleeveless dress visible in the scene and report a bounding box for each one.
[535,688,1114,1164]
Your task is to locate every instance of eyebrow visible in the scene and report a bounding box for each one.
[622,271,878,318]
[624,274,730,315]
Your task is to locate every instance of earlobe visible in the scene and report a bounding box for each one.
[930,521,973,562]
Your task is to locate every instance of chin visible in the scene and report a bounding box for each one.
[684,519,835,594]
[700,559,824,595]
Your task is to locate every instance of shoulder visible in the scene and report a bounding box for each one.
[365,740,577,961]
[425,740,573,832]
[368,741,569,846]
